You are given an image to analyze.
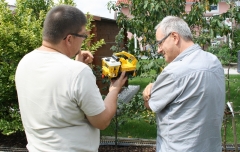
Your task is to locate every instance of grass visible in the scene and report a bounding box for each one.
[128,77,152,90]
[223,115,240,143]
[101,74,240,143]
[226,74,240,111]
[223,74,240,143]
[101,120,157,139]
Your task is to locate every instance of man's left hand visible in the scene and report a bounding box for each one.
[75,51,94,64]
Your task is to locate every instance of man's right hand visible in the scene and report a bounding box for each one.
[109,71,128,93]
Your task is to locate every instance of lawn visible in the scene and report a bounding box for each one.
[101,119,157,139]
[223,74,240,143]
[101,74,240,143]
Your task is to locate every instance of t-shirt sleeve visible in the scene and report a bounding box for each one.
[72,67,105,116]
[149,72,180,113]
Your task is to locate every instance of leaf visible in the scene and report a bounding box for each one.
[143,1,148,9]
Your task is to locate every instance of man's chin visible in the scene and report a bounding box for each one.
[75,50,80,56]
[164,58,170,63]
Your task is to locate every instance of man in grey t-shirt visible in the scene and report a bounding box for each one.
[15,5,127,152]
[142,16,225,152]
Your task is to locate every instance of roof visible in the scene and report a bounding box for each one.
[116,0,130,5]
[186,0,200,2]
[92,15,116,21]
[116,0,199,5]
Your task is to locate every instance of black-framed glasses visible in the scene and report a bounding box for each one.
[63,33,88,40]
[156,33,171,47]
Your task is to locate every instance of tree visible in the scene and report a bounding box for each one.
[0,0,45,135]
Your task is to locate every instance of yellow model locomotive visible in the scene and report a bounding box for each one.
[102,51,138,79]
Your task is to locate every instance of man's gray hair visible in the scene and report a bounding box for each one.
[155,16,193,41]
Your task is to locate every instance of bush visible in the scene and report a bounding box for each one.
[0,0,44,135]
[207,44,237,65]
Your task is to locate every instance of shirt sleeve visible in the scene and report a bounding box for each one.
[149,71,181,113]
[73,67,105,116]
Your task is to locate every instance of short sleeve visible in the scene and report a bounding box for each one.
[72,67,105,116]
[149,72,180,113]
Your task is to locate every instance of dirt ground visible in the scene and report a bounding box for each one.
[0,132,156,152]
[0,132,237,152]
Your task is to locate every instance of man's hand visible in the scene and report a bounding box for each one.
[109,72,128,93]
[75,51,93,64]
[142,83,153,109]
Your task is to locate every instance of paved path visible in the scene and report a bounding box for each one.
[224,67,239,74]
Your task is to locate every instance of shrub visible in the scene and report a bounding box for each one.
[207,44,237,65]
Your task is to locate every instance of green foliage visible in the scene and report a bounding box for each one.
[16,0,54,19]
[57,0,75,6]
[207,45,237,65]
[207,25,240,65]
[119,92,156,124]
[0,0,45,135]
[232,28,240,61]
[0,0,105,135]
[110,28,126,52]
[81,13,105,55]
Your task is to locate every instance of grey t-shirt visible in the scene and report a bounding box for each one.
[149,44,225,152]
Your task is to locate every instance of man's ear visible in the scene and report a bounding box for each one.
[172,32,180,44]
[64,35,73,47]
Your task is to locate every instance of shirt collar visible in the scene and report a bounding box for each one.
[172,44,202,62]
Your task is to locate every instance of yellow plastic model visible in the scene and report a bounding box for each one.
[102,51,138,79]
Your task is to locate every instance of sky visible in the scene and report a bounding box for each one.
[5,0,116,19]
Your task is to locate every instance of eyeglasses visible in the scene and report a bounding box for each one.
[63,33,88,40]
[156,33,171,47]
